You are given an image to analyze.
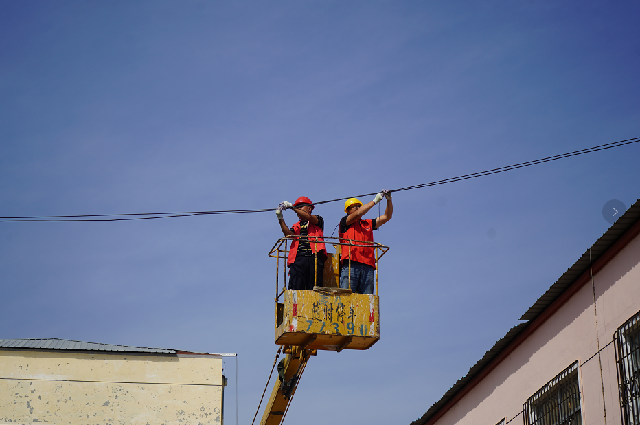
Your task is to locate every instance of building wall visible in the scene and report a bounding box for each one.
[432,232,640,425]
[0,349,224,424]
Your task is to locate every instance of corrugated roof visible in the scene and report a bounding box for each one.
[412,198,640,425]
[0,338,176,354]
[520,199,640,321]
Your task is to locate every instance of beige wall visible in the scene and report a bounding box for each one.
[432,232,640,425]
[0,349,224,424]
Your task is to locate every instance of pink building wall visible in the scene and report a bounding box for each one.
[431,232,640,425]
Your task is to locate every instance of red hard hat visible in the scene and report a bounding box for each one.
[294,196,314,209]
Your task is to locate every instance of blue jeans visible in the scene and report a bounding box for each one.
[340,262,375,294]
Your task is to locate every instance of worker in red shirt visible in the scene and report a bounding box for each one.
[339,190,392,294]
[276,197,327,290]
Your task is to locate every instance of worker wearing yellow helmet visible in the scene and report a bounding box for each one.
[338,189,393,294]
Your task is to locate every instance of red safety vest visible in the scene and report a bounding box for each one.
[339,218,376,269]
[287,221,326,265]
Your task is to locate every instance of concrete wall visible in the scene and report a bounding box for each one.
[0,349,224,424]
[432,232,640,425]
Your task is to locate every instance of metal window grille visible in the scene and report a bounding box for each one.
[524,361,582,425]
[615,309,640,425]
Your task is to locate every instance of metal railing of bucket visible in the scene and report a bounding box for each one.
[269,235,389,300]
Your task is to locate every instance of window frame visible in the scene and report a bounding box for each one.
[523,360,582,425]
[615,309,640,425]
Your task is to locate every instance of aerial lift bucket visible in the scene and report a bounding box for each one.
[269,237,388,352]
[257,237,389,425]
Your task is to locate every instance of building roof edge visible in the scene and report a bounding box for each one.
[412,198,640,425]
[0,338,180,354]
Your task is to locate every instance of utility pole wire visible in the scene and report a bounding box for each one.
[1,137,637,222]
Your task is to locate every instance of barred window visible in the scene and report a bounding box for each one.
[524,361,582,425]
[615,309,640,425]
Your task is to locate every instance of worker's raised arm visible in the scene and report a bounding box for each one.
[345,192,386,226]
[375,193,393,228]
[291,206,319,225]
[279,219,294,237]
[276,204,294,237]
[346,201,373,225]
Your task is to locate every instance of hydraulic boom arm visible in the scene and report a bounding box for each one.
[260,346,313,425]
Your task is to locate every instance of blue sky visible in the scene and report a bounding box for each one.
[1,1,639,424]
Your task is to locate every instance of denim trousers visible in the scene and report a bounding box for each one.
[339,262,375,294]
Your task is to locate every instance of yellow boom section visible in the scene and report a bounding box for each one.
[260,347,312,425]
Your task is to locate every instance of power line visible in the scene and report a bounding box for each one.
[1,137,637,222]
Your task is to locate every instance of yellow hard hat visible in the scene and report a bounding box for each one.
[344,197,362,212]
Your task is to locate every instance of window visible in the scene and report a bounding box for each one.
[615,309,640,425]
[524,361,582,425]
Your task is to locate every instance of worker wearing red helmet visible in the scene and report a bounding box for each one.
[276,196,327,290]
[339,190,393,294]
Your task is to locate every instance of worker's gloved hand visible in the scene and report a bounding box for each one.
[281,201,293,210]
[381,189,392,199]
[373,192,384,205]
[275,207,283,220]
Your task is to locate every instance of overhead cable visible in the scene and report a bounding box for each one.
[1,137,637,222]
